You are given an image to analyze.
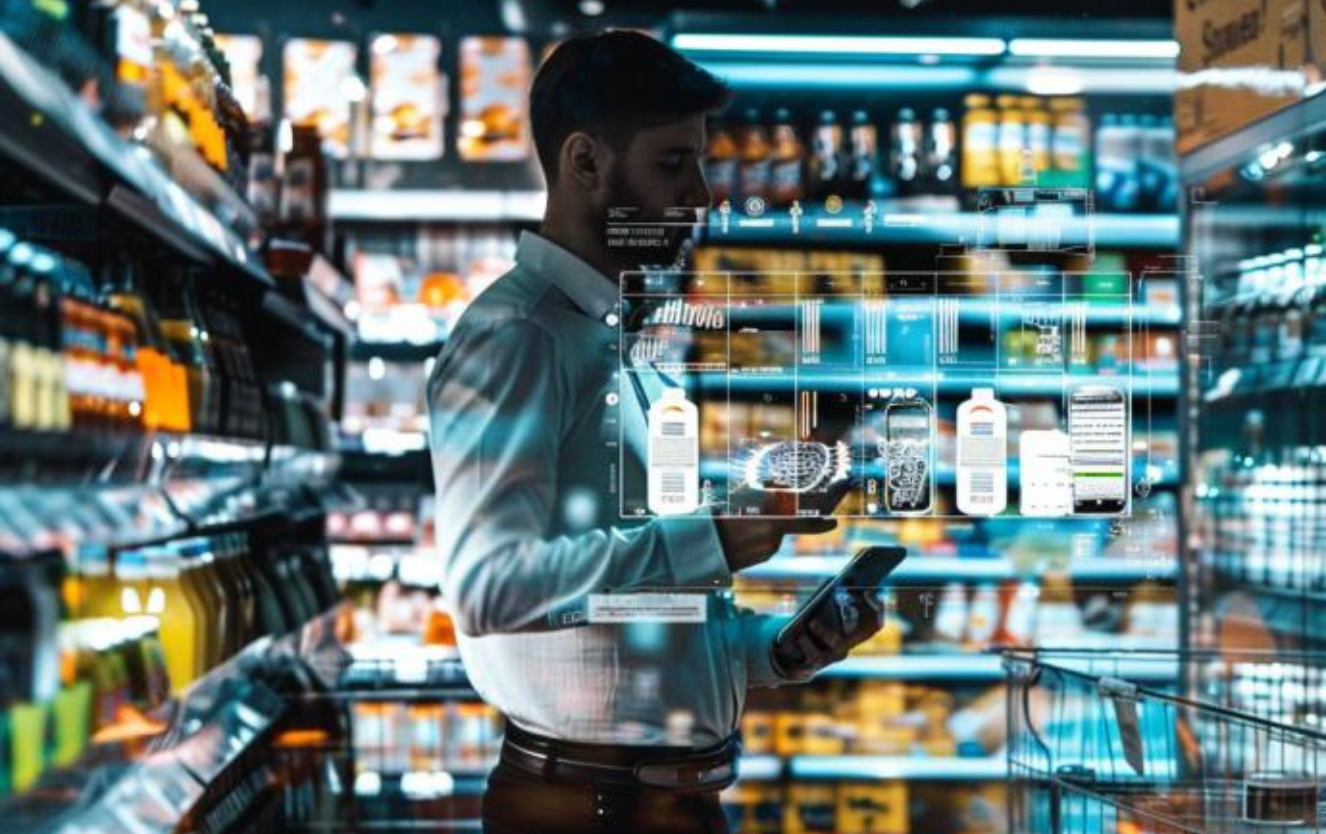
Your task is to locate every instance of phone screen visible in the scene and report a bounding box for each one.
[1069,386,1128,515]
[884,401,933,514]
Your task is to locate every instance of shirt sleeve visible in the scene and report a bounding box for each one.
[428,319,731,637]
[736,611,806,688]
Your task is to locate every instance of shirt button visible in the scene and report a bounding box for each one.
[604,312,620,327]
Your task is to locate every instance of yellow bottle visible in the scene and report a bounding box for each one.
[995,94,1026,187]
[960,94,999,193]
[144,546,199,694]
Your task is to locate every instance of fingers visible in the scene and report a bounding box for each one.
[780,518,838,535]
[808,618,846,653]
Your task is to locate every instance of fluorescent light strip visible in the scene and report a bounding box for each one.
[698,62,979,89]
[1008,38,1179,59]
[673,33,1005,57]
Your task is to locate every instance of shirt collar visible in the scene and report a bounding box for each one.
[516,231,618,322]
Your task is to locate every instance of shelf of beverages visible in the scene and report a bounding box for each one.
[706,205,1179,249]
[743,555,1176,585]
[701,97,1178,238]
[0,520,344,807]
[0,29,267,289]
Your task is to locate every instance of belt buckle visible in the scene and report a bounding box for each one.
[634,758,737,793]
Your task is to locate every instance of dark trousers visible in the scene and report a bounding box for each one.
[481,757,731,834]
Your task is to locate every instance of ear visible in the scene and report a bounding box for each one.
[559,131,608,191]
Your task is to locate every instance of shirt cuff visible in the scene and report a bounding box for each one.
[659,514,732,589]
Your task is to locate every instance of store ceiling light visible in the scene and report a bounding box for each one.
[672,33,1006,57]
[1025,68,1084,96]
[697,61,978,89]
[1008,38,1179,59]
[578,0,605,15]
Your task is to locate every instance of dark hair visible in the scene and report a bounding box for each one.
[530,30,732,184]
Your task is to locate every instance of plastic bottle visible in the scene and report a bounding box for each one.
[996,95,1026,187]
[1095,114,1139,212]
[647,387,700,515]
[1022,96,1051,178]
[1050,97,1091,188]
[847,110,879,201]
[956,388,1008,516]
[889,108,922,197]
[961,94,999,197]
[768,107,805,208]
[143,546,199,694]
[932,582,969,643]
[925,107,957,190]
[735,107,771,205]
[703,116,739,207]
[809,110,843,201]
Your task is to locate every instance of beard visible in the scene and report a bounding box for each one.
[603,169,699,272]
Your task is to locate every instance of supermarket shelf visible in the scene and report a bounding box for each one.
[741,555,1178,584]
[1179,91,1326,184]
[352,340,448,363]
[707,373,1178,397]
[705,209,1178,249]
[738,755,785,781]
[818,654,1006,681]
[723,299,1181,328]
[330,189,546,223]
[702,458,1180,489]
[0,34,275,294]
[789,755,1007,781]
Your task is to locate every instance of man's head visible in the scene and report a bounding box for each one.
[531,30,731,269]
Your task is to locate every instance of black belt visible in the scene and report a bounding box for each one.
[499,722,740,795]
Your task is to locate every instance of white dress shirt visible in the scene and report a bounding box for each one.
[427,232,789,747]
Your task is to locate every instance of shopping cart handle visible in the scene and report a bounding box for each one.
[1097,676,1139,699]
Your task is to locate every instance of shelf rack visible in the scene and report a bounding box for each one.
[706,209,1179,249]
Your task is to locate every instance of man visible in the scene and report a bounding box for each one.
[428,31,883,834]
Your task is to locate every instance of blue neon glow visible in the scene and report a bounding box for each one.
[672,33,1006,57]
[696,61,979,89]
[1008,38,1179,59]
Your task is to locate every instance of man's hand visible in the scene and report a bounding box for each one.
[713,515,837,573]
[712,486,842,573]
[770,588,886,681]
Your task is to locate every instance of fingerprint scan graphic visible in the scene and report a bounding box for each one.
[742,440,851,493]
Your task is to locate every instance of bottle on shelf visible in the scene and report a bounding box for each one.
[1048,97,1091,189]
[704,117,739,208]
[735,107,772,207]
[809,110,844,202]
[1022,96,1051,179]
[1095,113,1141,213]
[143,545,200,694]
[995,95,1026,187]
[768,107,806,209]
[960,94,1000,202]
[889,108,922,197]
[925,107,957,192]
[846,109,881,202]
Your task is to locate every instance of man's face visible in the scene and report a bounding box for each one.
[602,113,711,268]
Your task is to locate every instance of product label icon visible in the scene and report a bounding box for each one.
[647,387,699,515]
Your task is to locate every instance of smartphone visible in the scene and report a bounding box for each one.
[1069,385,1129,515]
[884,399,933,514]
[775,546,906,649]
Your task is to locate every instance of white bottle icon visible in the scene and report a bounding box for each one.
[956,388,1007,516]
[648,387,700,515]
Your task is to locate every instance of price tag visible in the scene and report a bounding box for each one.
[588,593,708,623]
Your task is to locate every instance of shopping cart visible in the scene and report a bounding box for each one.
[1005,649,1326,834]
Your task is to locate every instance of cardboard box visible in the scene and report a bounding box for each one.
[1175,0,1310,155]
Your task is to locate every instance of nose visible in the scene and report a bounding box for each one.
[686,161,712,210]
